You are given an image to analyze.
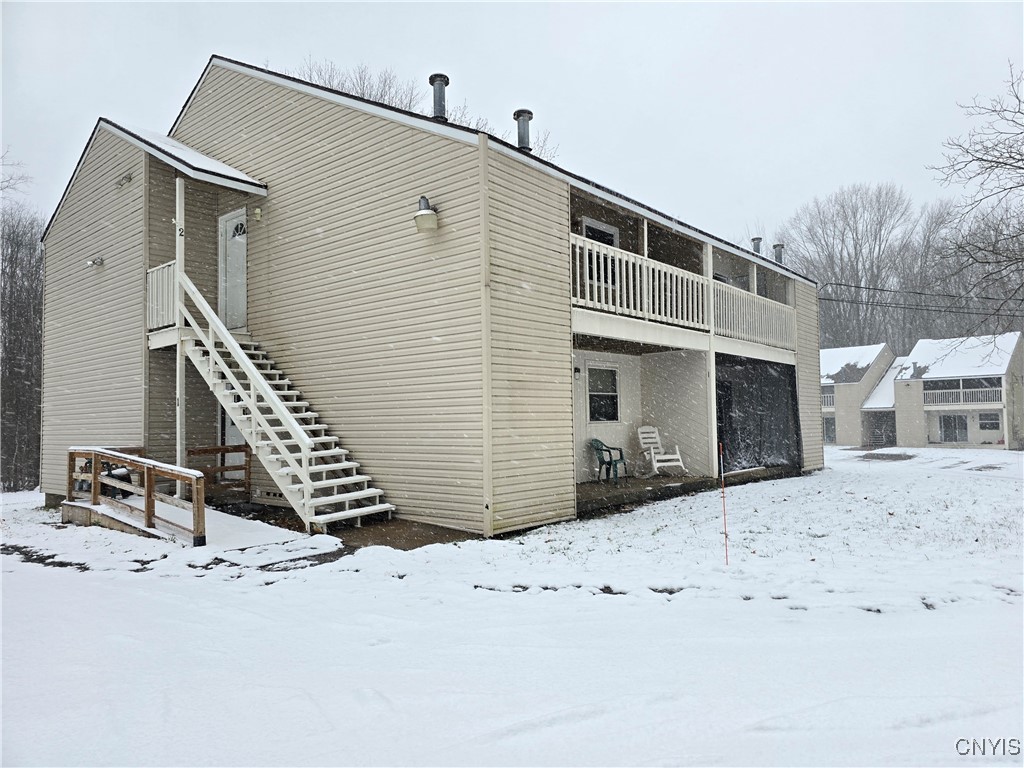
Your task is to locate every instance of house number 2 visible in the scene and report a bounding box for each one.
[177,227,185,237]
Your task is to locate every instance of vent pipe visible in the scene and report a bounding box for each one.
[751,237,762,255]
[429,74,449,122]
[513,109,533,152]
[773,242,785,264]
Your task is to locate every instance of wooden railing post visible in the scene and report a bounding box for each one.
[66,452,77,502]
[90,452,101,505]
[192,476,206,547]
[144,465,155,528]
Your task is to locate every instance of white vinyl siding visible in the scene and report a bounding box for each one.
[485,148,575,534]
[40,129,147,495]
[794,281,824,470]
[173,65,486,531]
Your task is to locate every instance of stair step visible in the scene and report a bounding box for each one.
[307,503,395,526]
[310,447,350,459]
[257,435,338,450]
[276,460,358,476]
[289,474,370,492]
[308,488,385,508]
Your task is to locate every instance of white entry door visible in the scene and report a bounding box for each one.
[218,208,247,330]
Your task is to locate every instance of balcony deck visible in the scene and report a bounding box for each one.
[569,234,796,352]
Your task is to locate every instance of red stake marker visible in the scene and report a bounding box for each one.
[719,441,729,566]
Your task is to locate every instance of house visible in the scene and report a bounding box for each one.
[39,55,824,537]
[889,332,1023,449]
[860,355,908,448]
[819,343,894,446]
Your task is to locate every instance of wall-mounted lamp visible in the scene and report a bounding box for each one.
[253,207,262,221]
[85,257,105,267]
[574,366,581,381]
[414,195,438,232]
[114,172,133,189]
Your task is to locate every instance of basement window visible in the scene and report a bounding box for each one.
[588,367,619,422]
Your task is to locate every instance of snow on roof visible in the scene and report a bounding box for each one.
[819,343,888,385]
[862,356,907,411]
[895,332,1022,380]
[106,120,267,194]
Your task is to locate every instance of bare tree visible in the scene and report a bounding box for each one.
[778,183,922,348]
[1,195,45,491]
[935,65,1024,328]
[291,57,558,160]
[1,149,31,195]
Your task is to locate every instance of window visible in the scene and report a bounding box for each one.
[823,416,836,444]
[940,414,967,443]
[924,379,959,391]
[979,412,1001,431]
[588,367,619,422]
[582,217,619,248]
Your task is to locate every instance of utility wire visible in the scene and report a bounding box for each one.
[817,296,1024,319]
[819,281,1022,306]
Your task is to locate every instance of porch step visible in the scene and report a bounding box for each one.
[309,503,395,526]
[289,474,370,492]
[308,488,386,508]
[275,460,359,476]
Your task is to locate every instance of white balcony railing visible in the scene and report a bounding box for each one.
[147,261,176,331]
[713,281,796,351]
[821,393,835,408]
[923,388,1002,406]
[570,234,709,331]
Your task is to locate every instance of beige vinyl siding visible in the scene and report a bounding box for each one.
[40,129,147,495]
[485,148,575,534]
[1008,341,1023,450]
[793,282,823,470]
[173,65,486,530]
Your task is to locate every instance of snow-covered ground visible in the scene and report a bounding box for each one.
[3,446,1022,766]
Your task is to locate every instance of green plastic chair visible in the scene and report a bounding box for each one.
[590,439,626,483]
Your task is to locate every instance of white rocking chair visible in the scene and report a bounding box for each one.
[637,426,686,476]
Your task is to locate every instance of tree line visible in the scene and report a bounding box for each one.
[1,64,1021,490]
[776,67,1023,353]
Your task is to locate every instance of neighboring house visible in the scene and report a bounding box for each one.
[860,355,908,448]
[819,344,894,446]
[891,332,1023,450]
[40,55,824,537]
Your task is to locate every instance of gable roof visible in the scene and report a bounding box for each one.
[819,343,888,385]
[895,332,1022,381]
[862,356,907,410]
[171,55,815,287]
[43,118,267,241]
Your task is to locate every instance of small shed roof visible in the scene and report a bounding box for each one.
[819,343,888,385]
[895,332,1022,381]
[862,356,907,411]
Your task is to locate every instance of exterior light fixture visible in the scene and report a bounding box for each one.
[574,366,581,381]
[114,172,133,188]
[253,207,262,221]
[414,196,438,232]
[86,257,105,267]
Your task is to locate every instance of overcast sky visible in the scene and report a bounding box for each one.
[3,2,1021,243]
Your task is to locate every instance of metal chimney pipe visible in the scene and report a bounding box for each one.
[751,237,762,255]
[429,74,449,122]
[513,109,533,152]
[772,243,785,264]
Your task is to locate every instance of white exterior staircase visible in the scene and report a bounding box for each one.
[176,272,394,532]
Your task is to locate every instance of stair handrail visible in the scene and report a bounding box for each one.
[176,273,314,507]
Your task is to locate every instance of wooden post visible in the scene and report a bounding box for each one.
[192,476,206,547]
[90,451,101,505]
[66,452,77,502]
[144,465,155,528]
